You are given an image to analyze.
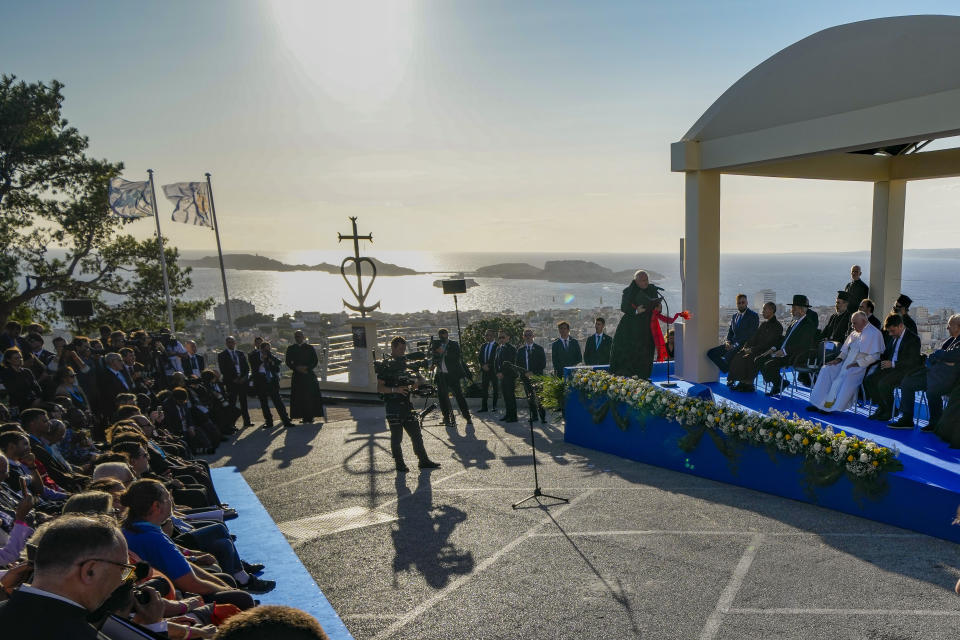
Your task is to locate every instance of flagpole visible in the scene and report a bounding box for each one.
[205,173,233,332]
[147,170,176,331]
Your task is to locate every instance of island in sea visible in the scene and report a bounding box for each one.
[180,254,664,284]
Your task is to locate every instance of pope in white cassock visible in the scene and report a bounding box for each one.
[808,312,885,414]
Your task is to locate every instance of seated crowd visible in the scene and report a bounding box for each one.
[707,265,960,446]
[0,323,329,638]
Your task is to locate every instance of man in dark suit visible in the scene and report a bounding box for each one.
[218,336,253,427]
[551,321,582,377]
[582,317,613,366]
[184,340,206,377]
[859,298,882,332]
[0,515,142,639]
[707,294,759,373]
[891,314,960,430]
[477,330,499,413]
[757,295,818,396]
[516,328,547,422]
[864,314,922,422]
[432,329,472,428]
[844,264,869,315]
[249,341,293,429]
[162,387,214,453]
[98,352,133,413]
[494,331,518,422]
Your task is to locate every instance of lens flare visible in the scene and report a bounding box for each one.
[564,294,575,304]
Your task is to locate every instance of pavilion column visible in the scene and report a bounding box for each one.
[677,170,720,383]
[868,180,906,315]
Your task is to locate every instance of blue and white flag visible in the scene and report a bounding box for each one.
[108,177,153,219]
[162,182,214,228]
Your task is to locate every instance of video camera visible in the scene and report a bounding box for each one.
[375,352,436,398]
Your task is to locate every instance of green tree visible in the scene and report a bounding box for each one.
[0,75,211,327]
[460,316,525,367]
[235,312,274,329]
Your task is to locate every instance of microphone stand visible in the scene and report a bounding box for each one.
[655,291,680,388]
[507,362,568,509]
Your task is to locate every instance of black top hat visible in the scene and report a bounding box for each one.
[836,291,849,301]
[790,294,811,308]
[895,294,912,309]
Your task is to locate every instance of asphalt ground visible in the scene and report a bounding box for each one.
[207,399,960,640]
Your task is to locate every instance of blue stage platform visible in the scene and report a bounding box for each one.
[563,364,960,543]
[210,467,354,640]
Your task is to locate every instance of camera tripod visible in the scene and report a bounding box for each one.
[510,365,568,509]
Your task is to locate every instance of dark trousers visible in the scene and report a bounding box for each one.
[707,345,739,374]
[863,367,909,415]
[436,373,470,422]
[900,370,951,423]
[500,375,517,420]
[177,522,242,575]
[757,354,789,386]
[519,374,546,422]
[480,367,499,410]
[386,412,429,464]
[256,381,289,425]
[226,380,251,424]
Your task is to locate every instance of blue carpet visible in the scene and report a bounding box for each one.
[210,467,354,640]
[661,374,960,493]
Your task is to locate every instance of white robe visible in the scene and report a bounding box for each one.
[809,323,885,412]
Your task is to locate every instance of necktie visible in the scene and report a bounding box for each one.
[596,334,601,349]
[525,346,530,370]
[563,339,568,350]
[892,336,902,364]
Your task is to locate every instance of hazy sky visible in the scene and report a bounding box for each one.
[4,1,960,255]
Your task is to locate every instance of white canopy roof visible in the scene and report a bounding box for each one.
[673,15,960,176]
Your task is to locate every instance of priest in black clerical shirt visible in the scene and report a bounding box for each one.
[844,265,869,314]
[892,294,918,336]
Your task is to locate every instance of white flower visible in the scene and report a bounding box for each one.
[859,452,870,463]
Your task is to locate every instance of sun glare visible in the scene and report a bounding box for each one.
[269,0,417,107]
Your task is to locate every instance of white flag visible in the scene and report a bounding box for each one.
[162,182,213,228]
[108,177,153,219]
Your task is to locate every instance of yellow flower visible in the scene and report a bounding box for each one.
[802,438,809,445]
[825,446,832,453]
[847,455,854,462]
[872,461,879,467]
[784,434,791,441]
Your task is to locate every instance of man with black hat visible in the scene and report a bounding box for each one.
[756,294,818,396]
[892,294,918,337]
[820,291,852,343]
[844,265,869,314]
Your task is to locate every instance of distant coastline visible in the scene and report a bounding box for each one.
[180,254,665,284]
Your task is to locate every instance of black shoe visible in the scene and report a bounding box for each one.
[765,385,781,397]
[867,411,891,421]
[223,508,238,520]
[477,408,489,413]
[920,424,936,433]
[735,383,754,393]
[282,420,295,428]
[805,404,819,412]
[301,418,312,424]
[241,561,264,574]
[241,576,276,593]
[419,460,441,469]
[261,422,273,430]
[242,421,254,427]
[888,416,914,429]
[396,462,409,473]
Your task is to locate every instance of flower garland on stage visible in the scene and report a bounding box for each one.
[567,369,903,499]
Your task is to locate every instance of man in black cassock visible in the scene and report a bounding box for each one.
[610,270,661,379]
[285,330,323,425]
[891,294,918,337]
[844,265,869,315]
[819,291,852,343]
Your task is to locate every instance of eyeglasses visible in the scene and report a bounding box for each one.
[80,558,137,581]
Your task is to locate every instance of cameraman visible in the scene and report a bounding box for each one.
[376,336,440,473]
